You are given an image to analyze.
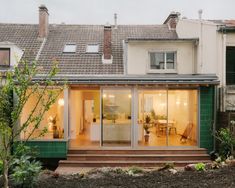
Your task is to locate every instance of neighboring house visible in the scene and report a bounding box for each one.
[2,5,230,166]
[177,17,235,112]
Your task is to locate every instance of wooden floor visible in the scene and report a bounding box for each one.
[69,127,197,148]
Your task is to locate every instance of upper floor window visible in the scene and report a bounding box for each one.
[149,51,176,72]
[0,48,10,66]
[86,44,99,53]
[63,44,76,53]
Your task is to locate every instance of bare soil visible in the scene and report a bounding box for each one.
[1,166,235,188]
[36,166,235,188]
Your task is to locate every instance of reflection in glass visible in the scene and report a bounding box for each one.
[102,90,132,147]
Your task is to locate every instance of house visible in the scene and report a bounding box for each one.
[1,5,228,167]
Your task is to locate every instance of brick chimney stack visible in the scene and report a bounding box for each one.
[39,5,49,38]
[163,12,180,30]
[103,24,112,61]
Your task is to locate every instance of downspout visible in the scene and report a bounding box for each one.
[222,27,227,112]
[213,85,217,152]
[122,40,128,75]
[199,20,203,72]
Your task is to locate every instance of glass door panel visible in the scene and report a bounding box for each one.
[168,90,198,146]
[138,90,167,146]
[102,89,132,147]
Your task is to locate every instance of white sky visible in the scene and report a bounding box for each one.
[0,0,235,24]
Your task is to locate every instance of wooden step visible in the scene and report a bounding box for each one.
[58,148,211,168]
[68,148,208,155]
[59,160,212,167]
[67,153,210,161]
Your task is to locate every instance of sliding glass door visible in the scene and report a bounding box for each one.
[102,89,132,147]
[137,89,198,147]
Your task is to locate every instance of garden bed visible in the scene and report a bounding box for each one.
[34,166,235,188]
[1,166,235,187]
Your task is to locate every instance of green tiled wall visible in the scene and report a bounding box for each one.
[25,141,67,158]
[200,86,215,152]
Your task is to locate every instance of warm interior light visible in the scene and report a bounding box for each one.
[183,102,188,106]
[103,94,107,98]
[176,101,180,105]
[108,95,115,98]
[58,98,64,106]
[128,94,132,98]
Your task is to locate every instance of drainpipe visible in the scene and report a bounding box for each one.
[198,9,203,73]
[213,85,217,151]
[221,27,227,112]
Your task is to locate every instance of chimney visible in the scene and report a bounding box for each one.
[39,5,49,38]
[102,23,112,63]
[163,11,180,30]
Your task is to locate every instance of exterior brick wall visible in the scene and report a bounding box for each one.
[103,25,112,59]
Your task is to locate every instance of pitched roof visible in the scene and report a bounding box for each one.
[0,23,178,75]
[0,24,42,61]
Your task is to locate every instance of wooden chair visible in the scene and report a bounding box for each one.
[168,121,177,135]
[180,123,193,142]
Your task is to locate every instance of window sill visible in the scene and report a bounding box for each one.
[147,69,177,74]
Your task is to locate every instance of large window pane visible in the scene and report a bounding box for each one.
[166,52,175,69]
[20,89,64,140]
[150,52,164,69]
[102,89,132,147]
[226,47,235,85]
[137,89,198,147]
[168,90,198,146]
[138,90,167,146]
[69,89,100,148]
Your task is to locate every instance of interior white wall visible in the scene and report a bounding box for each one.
[20,90,64,140]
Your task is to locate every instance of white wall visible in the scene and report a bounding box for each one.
[176,19,221,76]
[127,41,196,75]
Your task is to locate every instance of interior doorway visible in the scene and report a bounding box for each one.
[69,89,100,148]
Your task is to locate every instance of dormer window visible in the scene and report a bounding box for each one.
[86,44,99,53]
[0,48,10,66]
[148,51,177,73]
[63,44,76,53]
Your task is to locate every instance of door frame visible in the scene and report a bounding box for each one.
[100,87,134,148]
[135,87,200,149]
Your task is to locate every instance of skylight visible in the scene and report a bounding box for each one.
[86,44,99,53]
[63,44,76,53]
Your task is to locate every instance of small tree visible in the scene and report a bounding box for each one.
[0,59,64,188]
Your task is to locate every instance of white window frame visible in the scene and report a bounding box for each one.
[147,50,177,73]
[86,44,99,53]
[63,44,77,53]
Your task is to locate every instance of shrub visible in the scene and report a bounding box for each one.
[215,128,235,159]
[195,163,206,171]
[11,155,42,188]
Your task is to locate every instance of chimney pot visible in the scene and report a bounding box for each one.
[39,5,49,38]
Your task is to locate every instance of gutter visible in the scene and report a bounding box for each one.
[125,38,199,43]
